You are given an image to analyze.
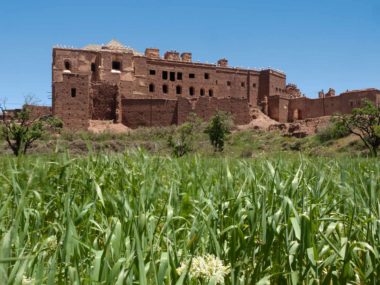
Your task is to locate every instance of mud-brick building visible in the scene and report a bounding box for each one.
[52,40,380,129]
[52,40,289,129]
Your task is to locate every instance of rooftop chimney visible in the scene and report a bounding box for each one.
[181,52,192,62]
[145,48,160,59]
[217,58,228,67]
[164,51,180,61]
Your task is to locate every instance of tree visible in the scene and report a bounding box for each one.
[204,111,232,152]
[168,122,194,157]
[336,99,380,157]
[0,100,62,156]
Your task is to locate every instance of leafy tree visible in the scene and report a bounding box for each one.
[0,102,62,156]
[168,122,195,157]
[336,99,380,157]
[205,111,232,152]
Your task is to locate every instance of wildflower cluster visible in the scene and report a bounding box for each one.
[177,254,230,284]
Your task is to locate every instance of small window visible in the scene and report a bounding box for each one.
[200,88,205,96]
[227,81,231,86]
[170,72,175,81]
[91,63,96,72]
[177,72,183,80]
[163,84,168,94]
[252,83,257,88]
[71,88,76,98]
[209,89,214,97]
[149,69,156,75]
[189,73,195,79]
[149,84,155,92]
[189,87,194,96]
[112,61,121,71]
[216,80,218,85]
[204,73,210,79]
[241,82,245,87]
[176,85,182,95]
[64,61,71,71]
[162,71,168,80]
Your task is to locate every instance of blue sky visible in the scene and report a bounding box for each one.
[0,0,379,108]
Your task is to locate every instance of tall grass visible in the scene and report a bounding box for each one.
[0,152,379,284]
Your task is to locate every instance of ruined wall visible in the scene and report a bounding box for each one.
[122,97,250,129]
[287,90,380,121]
[25,105,52,120]
[91,83,118,120]
[121,99,177,128]
[54,74,90,129]
[267,95,290,122]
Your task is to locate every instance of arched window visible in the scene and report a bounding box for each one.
[176,85,182,95]
[209,89,214,97]
[149,83,155,92]
[189,87,194,96]
[200,88,205,96]
[163,84,168,94]
[64,61,71,71]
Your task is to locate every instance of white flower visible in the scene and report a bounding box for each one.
[22,275,35,285]
[46,235,58,251]
[177,254,230,284]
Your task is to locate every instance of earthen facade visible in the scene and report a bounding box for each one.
[52,40,380,129]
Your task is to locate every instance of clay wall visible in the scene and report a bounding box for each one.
[54,73,90,129]
[25,105,52,120]
[121,99,177,128]
[91,83,118,120]
[287,89,380,121]
[122,97,250,129]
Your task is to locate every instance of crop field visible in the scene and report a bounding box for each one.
[0,152,379,284]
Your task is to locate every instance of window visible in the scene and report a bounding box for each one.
[177,72,183,80]
[189,73,195,79]
[163,84,168,94]
[71,88,76,98]
[216,80,218,85]
[252,83,256,88]
[189,87,194,96]
[227,81,231,86]
[162,71,168,80]
[91,63,96,72]
[64,61,71,71]
[209,89,214,97]
[149,83,155,92]
[149,69,156,75]
[176,85,182,95]
[170,72,175,81]
[204,73,210,79]
[241,82,245,87]
[112,61,121,71]
[200,88,205,96]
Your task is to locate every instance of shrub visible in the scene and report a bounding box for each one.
[316,120,350,142]
[205,111,233,152]
[168,122,195,157]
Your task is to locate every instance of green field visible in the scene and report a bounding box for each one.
[0,152,379,284]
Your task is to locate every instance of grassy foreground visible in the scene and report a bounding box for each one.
[0,152,379,284]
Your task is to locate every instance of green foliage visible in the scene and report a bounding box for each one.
[168,123,195,157]
[205,111,232,152]
[316,119,350,142]
[0,152,380,283]
[336,99,380,156]
[0,105,62,156]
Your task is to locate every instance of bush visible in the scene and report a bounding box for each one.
[168,122,195,157]
[316,120,350,142]
[205,111,233,152]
